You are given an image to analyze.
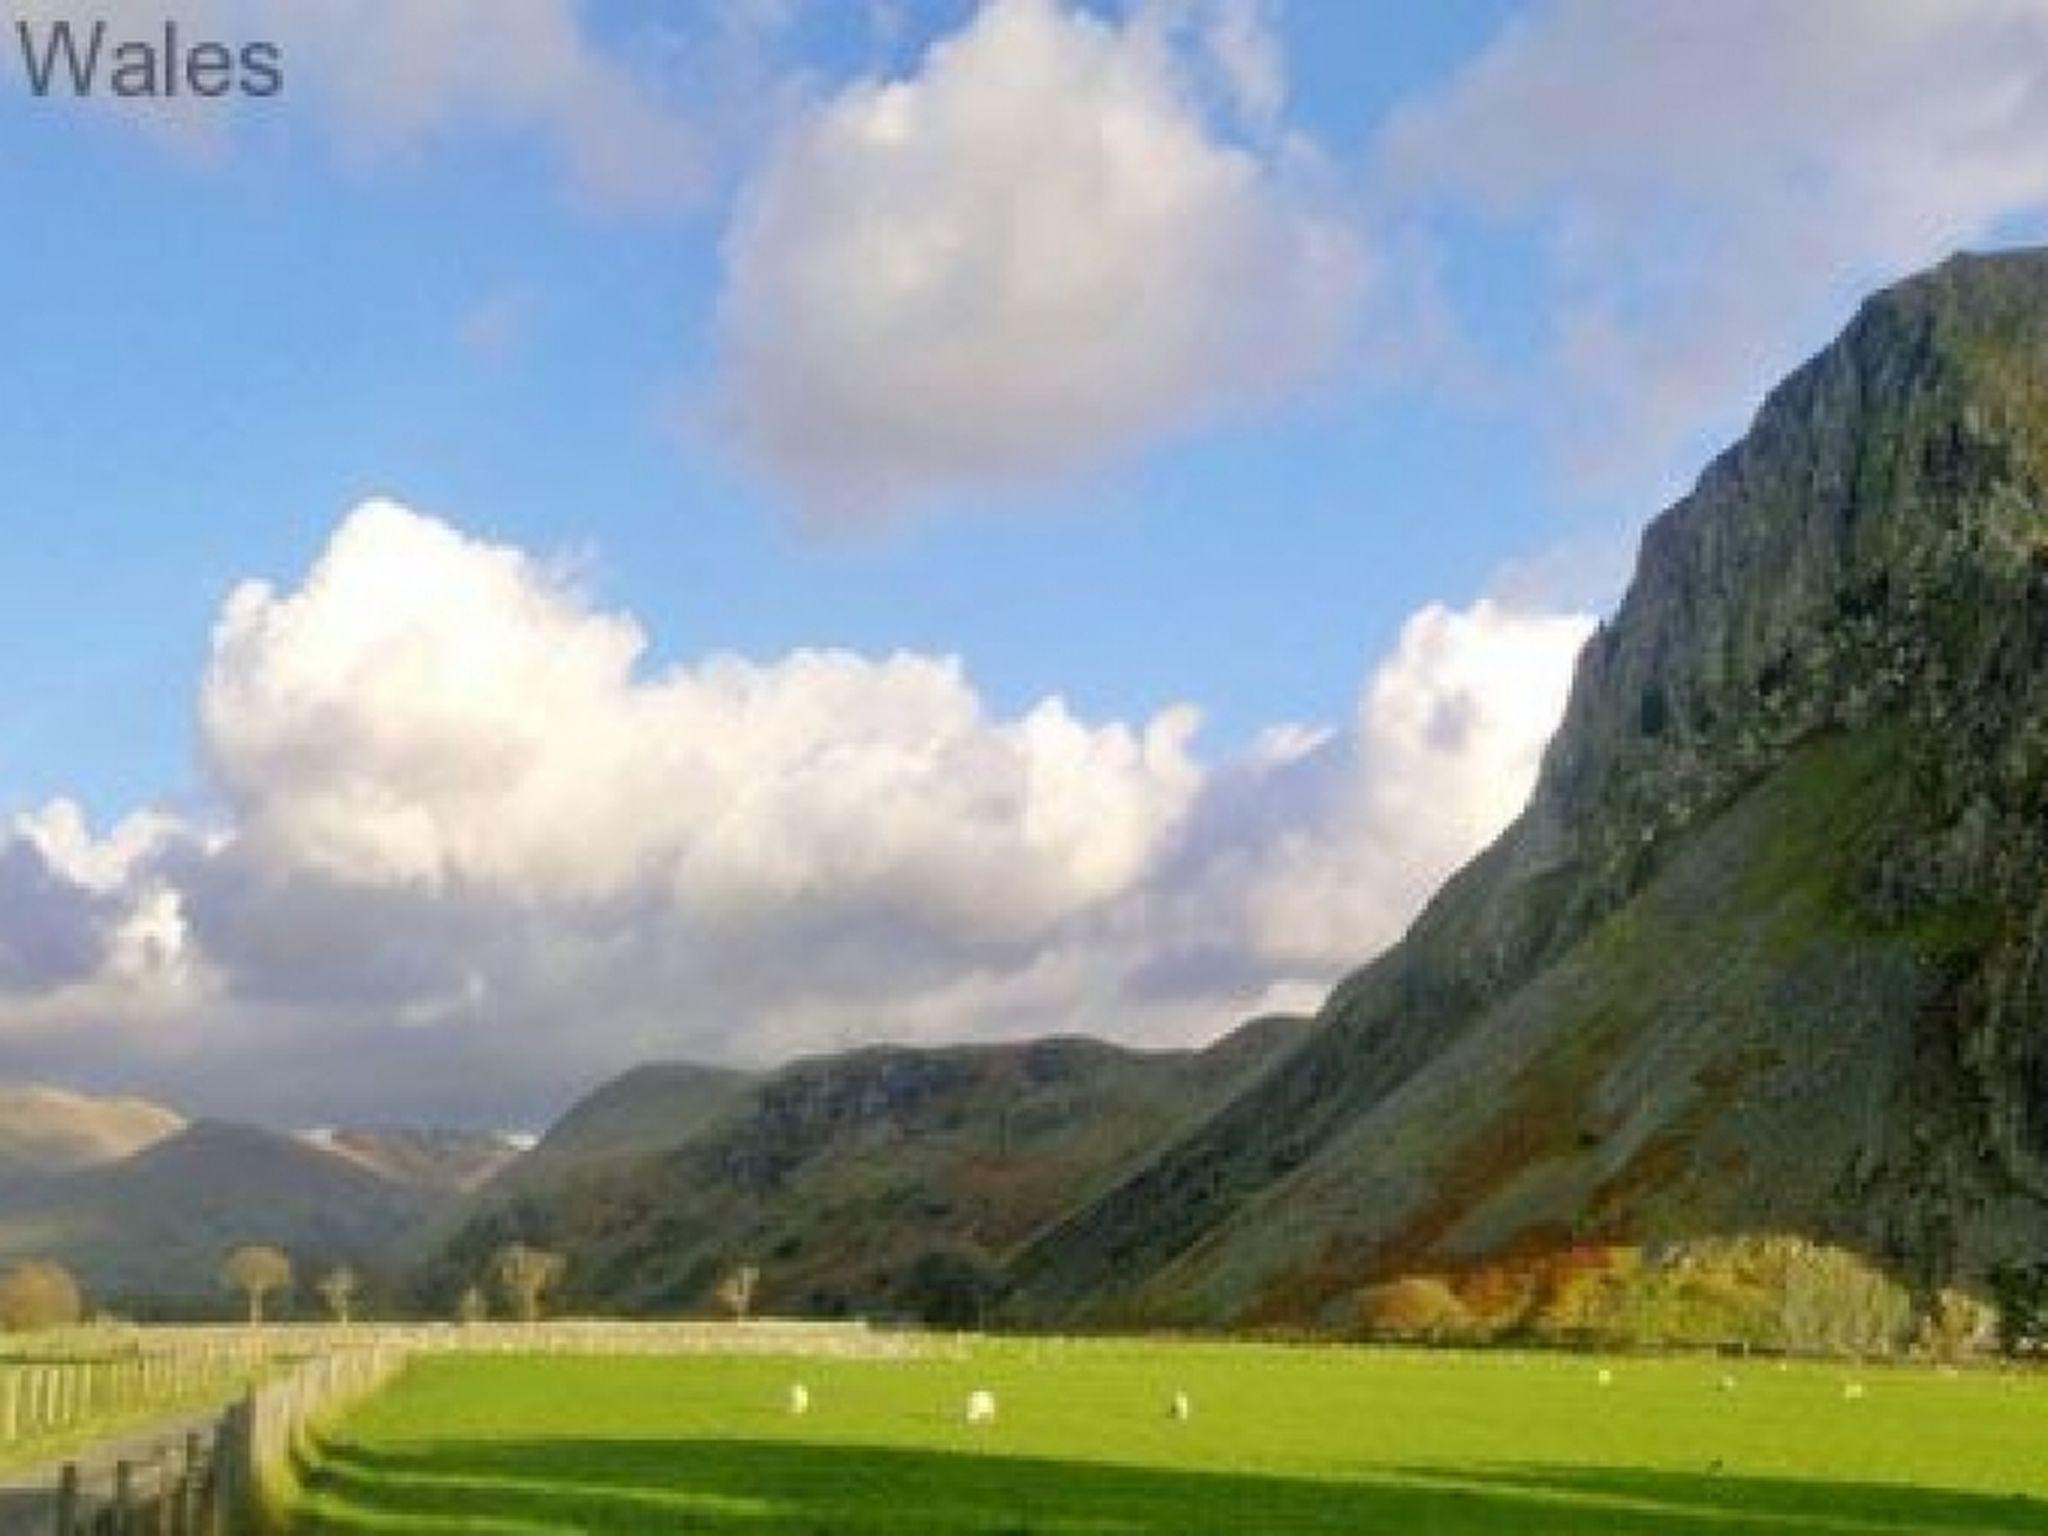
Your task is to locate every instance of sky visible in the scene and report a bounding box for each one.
[5,0,2048,1130]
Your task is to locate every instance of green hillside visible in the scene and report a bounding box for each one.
[425,1021,1307,1321]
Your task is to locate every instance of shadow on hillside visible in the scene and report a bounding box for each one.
[291,1437,2048,1535]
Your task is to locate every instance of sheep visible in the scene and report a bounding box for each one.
[787,1383,811,1416]
[966,1388,997,1425]
[1168,1390,1192,1422]
[1717,1373,1738,1393]
[1595,1368,1613,1388]
[1842,1381,1866,1401]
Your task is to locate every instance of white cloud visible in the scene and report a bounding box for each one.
[0,502,1587,1122]
[0,806,202,1001]
[201,500,1201,942]
[267,0,706,210]
[1237,599,1592,966]
[715,0,1364,521]
[1380,0,2048,485]
[1195,0,1287,133]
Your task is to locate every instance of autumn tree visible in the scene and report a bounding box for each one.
[1922,1287,1997,1362]
[1356,1276,1473,1342]
[492,1243,565,1323]
[223,1245,293,1325]
[716,1264,761,1323]
[0,1261,83,1333]
[317,1264,360,1326]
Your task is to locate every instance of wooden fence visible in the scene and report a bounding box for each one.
[0,1344,261,1457]
[33,1344,405,1536]
[20,1318,937,1532]
[49,1428,219,1535]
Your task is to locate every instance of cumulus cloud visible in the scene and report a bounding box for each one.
[202,501,1201,941]
[0,804,200,999]
[1235,600,1592,965]
[716,0,1364,520]
[0,502,1587,1122]
[1381,0,2048,485]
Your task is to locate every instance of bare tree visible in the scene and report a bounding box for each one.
[717,1264,761,1322]
[222,1245,293,1325]
[317,1265,360,1326]
[0,1261,83,1333]
[492,1243,565,1323]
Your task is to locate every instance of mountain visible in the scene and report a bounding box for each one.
[0,1121,444,1307]
[1014,248,2048,1327]
[305,1127,524,1196]
[0,1084,184,1183]
[481,1061,755,1200]
[424,1019,1309,1321]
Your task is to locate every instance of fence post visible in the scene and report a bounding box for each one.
[56,1461,79,1536]
[114,1459,134,1535]
[180,1430,202,1536]
[149,1445,169,1536]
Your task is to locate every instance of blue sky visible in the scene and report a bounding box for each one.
[0,1,1538,820]
[5,0,2048,1124]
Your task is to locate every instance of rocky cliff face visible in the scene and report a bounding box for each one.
[1015,249,2048,1324]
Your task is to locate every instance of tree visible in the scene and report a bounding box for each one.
[900,1248,1003,1329]
[222,1245,293,1325]
[492,1243,565,1323]
[1989,1262,2048,1356]
[1356,1276,1474,1342]
[317,1265,360,1326]
[716,1264,761,1322]
[0,1261,83,1333]
[1922,1286,1997,1362]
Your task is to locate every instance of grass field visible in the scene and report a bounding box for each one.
[291,1340,2048,1533]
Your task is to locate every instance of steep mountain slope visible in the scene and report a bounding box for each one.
[426,1019,1308,1320]
[0,1084,184,1183]
[1016,248,2048,1325]
[0,1121,441,1305]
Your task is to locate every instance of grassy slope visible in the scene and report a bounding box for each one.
[484,1063,757,1201]
[1044,730,1960,1325]
[292,1344,2048,1534]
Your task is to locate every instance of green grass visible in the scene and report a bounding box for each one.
[288,1341,2048,1533]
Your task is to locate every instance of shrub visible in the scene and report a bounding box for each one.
[0,1261,83,1333]
[1356,1276,1474,1342]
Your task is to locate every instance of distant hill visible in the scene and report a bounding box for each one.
[305,1127,524,1196]
[482,1061,755,1200]
[0,1084,184,1183]
[0,1120,442,1308]
[423,1019,1309,1322]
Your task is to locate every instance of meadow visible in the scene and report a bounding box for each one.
[289,1339,2048,1534]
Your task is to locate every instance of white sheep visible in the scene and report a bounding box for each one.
[788,1383,811,1416]
[1168,1390,1192,1422]
[966,1388,997,1425]
[1595,1368,1613,1388]
[1718,1373,1738,1393]
[1842,1381,1866,1401]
